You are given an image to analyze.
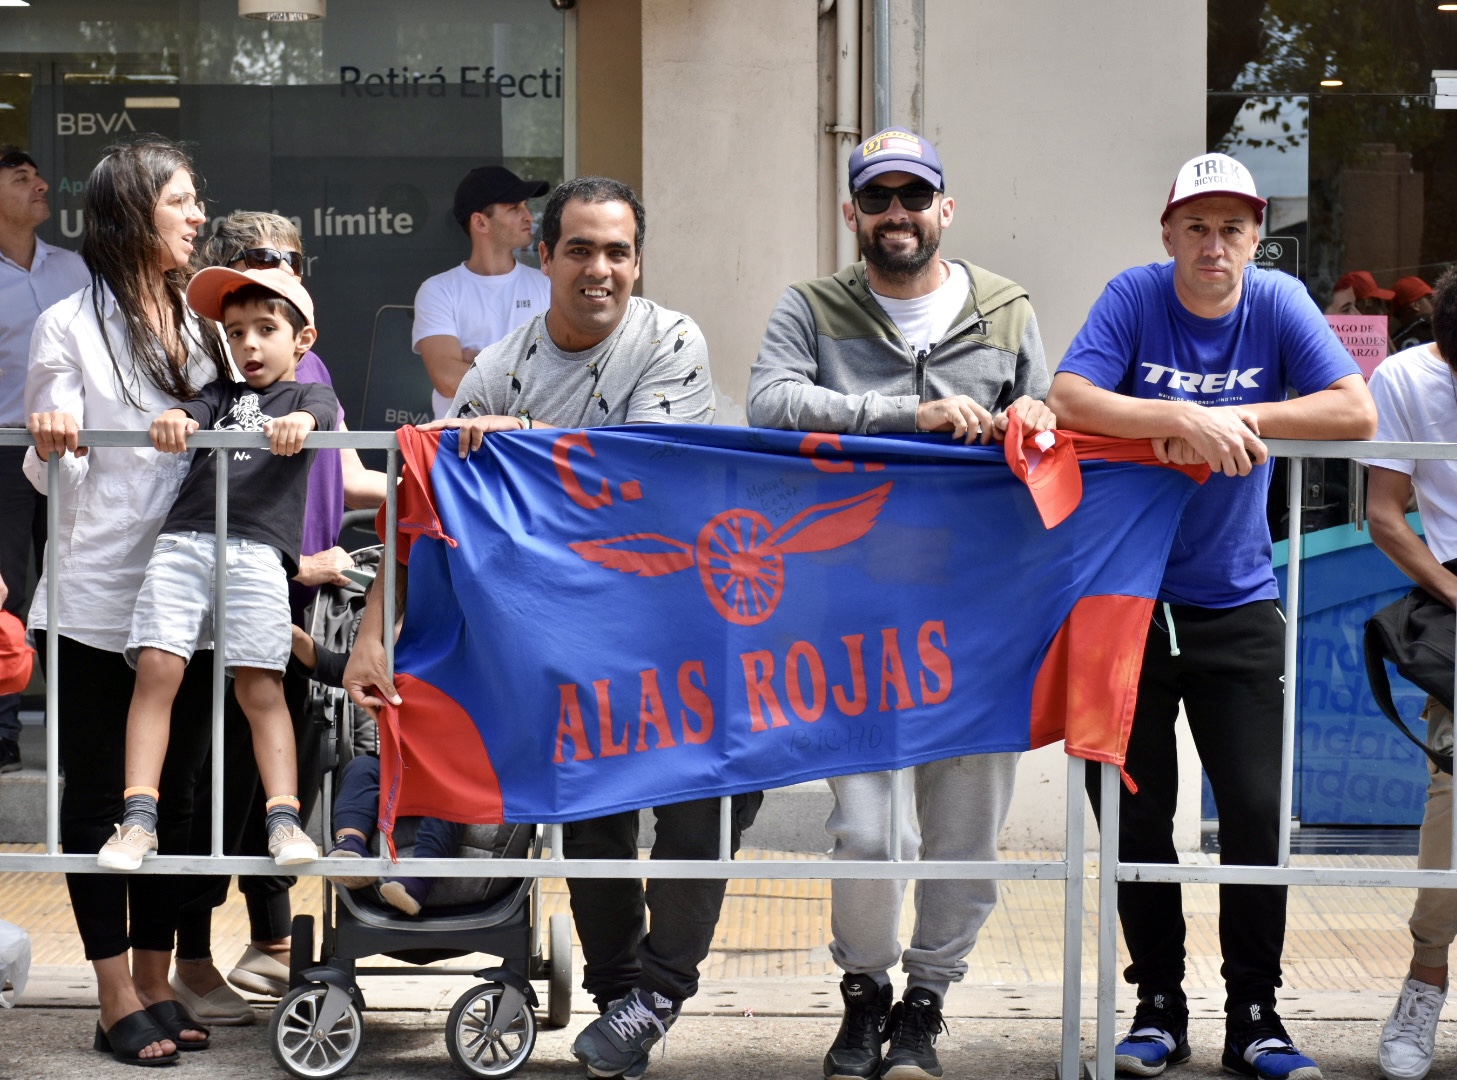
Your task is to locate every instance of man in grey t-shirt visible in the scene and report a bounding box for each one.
[345,177,747,1080]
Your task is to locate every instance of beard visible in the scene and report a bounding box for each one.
[860,218,940,279]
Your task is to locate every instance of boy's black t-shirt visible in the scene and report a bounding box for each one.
[161,378,338,575]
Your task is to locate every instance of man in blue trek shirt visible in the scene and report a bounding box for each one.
[1047,152,1376,1080]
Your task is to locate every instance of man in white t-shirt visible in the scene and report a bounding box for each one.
[412,165,551,419]
[0,147,87,773]
[748,128,1053,1080]
[1365,268,1457,1080]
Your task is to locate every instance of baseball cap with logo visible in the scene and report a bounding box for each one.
[186,265,317,334]
[1162,152,1267,225]
[1333,270,1395,303]
[849,129,945,192]
[1393,275,1434,308]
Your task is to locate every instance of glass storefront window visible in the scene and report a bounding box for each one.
[1208,3,1457,830]
[0,0,566,423]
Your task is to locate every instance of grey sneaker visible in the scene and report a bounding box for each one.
[571,987,678,1078]
[1380,977,1446,1080]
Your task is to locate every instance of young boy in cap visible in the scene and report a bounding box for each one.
[98,266,337,872]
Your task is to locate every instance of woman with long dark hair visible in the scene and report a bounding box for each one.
[25,137,226,1065]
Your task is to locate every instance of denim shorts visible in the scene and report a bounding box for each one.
[126,531,291,673]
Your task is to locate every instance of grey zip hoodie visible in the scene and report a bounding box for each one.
[746,259,1048,433]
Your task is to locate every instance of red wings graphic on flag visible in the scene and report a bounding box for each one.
[569,482,893,625]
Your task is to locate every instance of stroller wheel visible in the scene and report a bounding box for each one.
[446,982,537,1078]
[269,982,364,1079]
[544,912,573,1029]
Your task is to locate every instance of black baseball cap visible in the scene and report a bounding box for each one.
[0,148,38,170]
[452,166,549,231]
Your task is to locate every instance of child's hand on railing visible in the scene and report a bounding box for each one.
[149,409,199,453]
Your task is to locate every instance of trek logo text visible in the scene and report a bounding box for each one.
[1140,363,1263,395]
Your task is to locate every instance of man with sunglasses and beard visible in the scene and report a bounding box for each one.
[747,128,1053,1080]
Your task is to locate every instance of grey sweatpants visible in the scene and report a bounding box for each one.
[826,752,1019,999]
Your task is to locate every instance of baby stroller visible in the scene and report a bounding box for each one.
[267,529,572,1079]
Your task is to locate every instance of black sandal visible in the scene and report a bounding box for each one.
[93,1009,181,1067]
[145,999,211,1051]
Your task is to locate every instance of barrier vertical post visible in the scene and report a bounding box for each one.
[382,443,398,677]
[376,442,399,864]
[44,453,60,854]
[211,447,229,856]
[889,768,905,862]
[1094,761,1120,1080]
[1061,755,1086,1080]
[1280,456,1304,863]
[718,795,732,861]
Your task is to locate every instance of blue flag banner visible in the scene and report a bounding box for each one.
[377,423,1204,830]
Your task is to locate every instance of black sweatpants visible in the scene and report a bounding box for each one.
[1086,599,1287,1015]
[564,791,763,1009]
[40,635,215,960]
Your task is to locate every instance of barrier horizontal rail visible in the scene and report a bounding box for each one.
[7,425,1448,1079]
[0,855,1066,880]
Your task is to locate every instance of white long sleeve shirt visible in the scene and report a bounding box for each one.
[24,284,220,652]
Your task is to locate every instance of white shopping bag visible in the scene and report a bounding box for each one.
[0,920,31,1007]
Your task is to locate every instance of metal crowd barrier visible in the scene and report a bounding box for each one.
[2,427,1454,1079]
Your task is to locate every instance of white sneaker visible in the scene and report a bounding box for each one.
[1380,976,1447,1080]
[97,823,158,871]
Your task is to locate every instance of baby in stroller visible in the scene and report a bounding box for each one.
[289,624,520,916]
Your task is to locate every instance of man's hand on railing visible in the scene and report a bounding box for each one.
[26,410,85,458]
[294,546,352,587]
[343,630,401,719]
[418,415,549,459]
[1157,404,1268,477]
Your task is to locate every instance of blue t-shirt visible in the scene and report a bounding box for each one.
[1058,262,1358,607]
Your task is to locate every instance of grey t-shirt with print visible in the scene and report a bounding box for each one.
[448,296,714,427]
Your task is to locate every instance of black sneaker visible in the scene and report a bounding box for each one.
[1223,1003,1322,1080]
[823,974,892,1080]
[881,987,947,1080]
[1115,992,1190,1076]
[571,987,679,1078]
[0,738,19,774]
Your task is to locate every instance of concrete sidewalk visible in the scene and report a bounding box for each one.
[0,848,1440,1078]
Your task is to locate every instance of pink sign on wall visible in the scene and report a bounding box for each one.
[1326,314,1389,378]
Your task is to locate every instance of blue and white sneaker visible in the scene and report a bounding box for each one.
[1115,993,1190,1076]
[1222,1004,1322,1080]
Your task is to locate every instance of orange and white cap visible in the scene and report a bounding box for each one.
[186,265,316,332]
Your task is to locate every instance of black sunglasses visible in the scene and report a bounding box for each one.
[227,246,303,275]
[853,184,938,215]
